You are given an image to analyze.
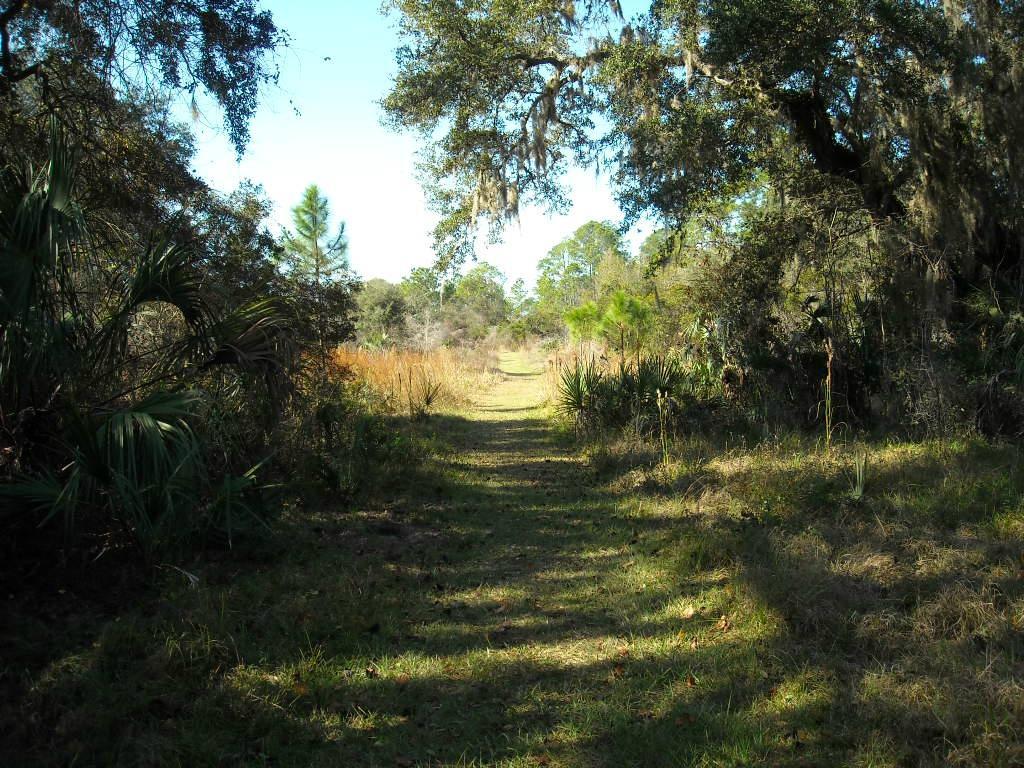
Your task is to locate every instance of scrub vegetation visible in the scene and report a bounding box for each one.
[5,354,1023,767]
[3,1,1024,766]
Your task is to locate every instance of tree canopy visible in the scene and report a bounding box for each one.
[384,0,1024,283]
[356,278,408,348]
[537,220,624,310]
[0,0,282,153]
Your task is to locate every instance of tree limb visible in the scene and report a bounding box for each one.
[0,1,33,94]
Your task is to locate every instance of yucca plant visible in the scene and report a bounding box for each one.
[402,367,443,420]
[679,316,727,400]
[656,388,671,464]
[849,450,868,502]
[206,457,277,548]
[685,355,723,400]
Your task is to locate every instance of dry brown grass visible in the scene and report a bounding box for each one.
[333,346,499,416]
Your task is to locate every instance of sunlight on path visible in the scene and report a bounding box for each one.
[475,351,549,419]
[375,349,705,765]
[231,351,754,766]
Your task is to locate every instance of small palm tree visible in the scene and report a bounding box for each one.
[0,122,293,554]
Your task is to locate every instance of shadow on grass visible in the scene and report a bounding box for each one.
[5,407,1024,766]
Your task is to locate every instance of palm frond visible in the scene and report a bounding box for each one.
[206,457,276,547]
[0,121,85,316]
[557,357,603,430]
[0,120,88,412]
[122,241,210,332]
[206,298,295,378]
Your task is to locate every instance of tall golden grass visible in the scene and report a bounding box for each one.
[333,346,498,416]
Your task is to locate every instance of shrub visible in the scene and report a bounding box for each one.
[556,353,717,438]
[0,124,294,556]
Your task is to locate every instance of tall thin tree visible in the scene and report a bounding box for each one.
[281,184,350,375]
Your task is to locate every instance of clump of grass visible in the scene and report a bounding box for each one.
[334,346,498,416]
[400,369,442,420]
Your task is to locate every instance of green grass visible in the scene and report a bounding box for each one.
[3,351,1024,766]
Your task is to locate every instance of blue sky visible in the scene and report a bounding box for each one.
[189,2,651,288]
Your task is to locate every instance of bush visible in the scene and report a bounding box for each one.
[277,374,424,504]
[0,125,294,557]
[556,353,718,438]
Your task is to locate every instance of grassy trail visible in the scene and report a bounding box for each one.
[377,350,666,763]
[10,351,1023,766]
[296,349,761,767]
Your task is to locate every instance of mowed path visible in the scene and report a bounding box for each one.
[324,351,721,767]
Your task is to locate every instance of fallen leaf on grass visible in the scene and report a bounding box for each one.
[689,637,699,650]
[617,646,630,657]
[685,673,698,688]
[715,614,731,632]
[612,663,626,679]
[292,681,310,696]
[365,666,380,679]
[682,606,696,619]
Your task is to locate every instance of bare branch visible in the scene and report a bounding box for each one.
[0,0,27,92]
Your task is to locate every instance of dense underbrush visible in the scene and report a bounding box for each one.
[552,352,732,446]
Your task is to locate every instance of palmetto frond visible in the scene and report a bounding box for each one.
[123,241,209,331]
[0,120,88,411]
[2,390,204,550]
[0,119,85,321]
[635,355,684,399]
[98,390,202,486]
[93,240,212,371]
[556,357,603,429]
[206,298,294,371]
[0,124,283,552]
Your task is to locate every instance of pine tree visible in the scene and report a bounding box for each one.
[281,184,355,374]
[282,184,349,285]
